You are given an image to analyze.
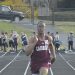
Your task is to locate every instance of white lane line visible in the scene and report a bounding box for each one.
[50,68,54,75]
[65,51,75,54]
[24,61,54,75]
[0,50,22,74]
[0,51,9,58]
[59,53,75,71]
[24,61,30,75]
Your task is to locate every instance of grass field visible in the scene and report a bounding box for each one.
[56,25,75,33]
[55,21,75,33]
[0,21,75,35]
[43,20,75,33]
[0,21,33,37]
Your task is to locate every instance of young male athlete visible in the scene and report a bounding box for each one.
[24,21,56,75]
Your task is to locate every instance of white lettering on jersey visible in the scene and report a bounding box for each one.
[36,40,49,51]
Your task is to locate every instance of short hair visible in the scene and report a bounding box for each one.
[33,31,35,33]
[56,32,58,34]
[37,21,46,27]
[47,31,50,34]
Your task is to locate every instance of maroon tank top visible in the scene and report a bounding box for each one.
[31,36,51,63]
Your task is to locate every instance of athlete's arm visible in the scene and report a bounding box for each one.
[48,35,56,64]
[24,36,38,56]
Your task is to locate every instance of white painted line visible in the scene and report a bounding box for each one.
[65,51,75,54]
[0,51,9,58]
[59,53,75,70]
[24,61,53,75]
[24,61,30,75]
[0,50,22,74]
[50,68,54,75]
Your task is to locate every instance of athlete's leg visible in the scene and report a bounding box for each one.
[68,41,70,50]
[71,41,73,50]
[15,44,17,52]
[32,74,39,75]
[39,67,48,75]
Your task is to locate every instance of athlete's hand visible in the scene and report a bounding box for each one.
[51,57,56,64]
[50,55,56,64]
[33,35,38,45]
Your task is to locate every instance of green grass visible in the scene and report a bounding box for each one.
[1,21,75,36]
[0,21,33,36]
[57,25,75,33]
[55,21,75,33]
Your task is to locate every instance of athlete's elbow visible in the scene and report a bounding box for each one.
[23,49,30,56]
[25,51,31,56]
[25,48,32,56]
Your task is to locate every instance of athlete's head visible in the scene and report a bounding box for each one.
[37,21,46,34]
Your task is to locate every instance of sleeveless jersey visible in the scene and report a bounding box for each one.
[31,36,50,63]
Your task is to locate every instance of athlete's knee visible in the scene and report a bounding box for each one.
[39,67,48,75]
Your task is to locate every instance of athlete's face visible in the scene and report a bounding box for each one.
[37,22,45,34]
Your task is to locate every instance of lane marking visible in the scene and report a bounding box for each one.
[23,61,54,75]
[65,51,75,54]
[0,50,22,74]
[59,53,75,71]
[24,61,30,75]
[50,68,54,75]
[0,51,9,58]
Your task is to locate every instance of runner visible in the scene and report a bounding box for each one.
[24,21,56,75]
[21,32,28,51]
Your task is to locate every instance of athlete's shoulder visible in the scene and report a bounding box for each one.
[45,34,53,41]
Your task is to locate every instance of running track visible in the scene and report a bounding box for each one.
[0,50,75,75]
